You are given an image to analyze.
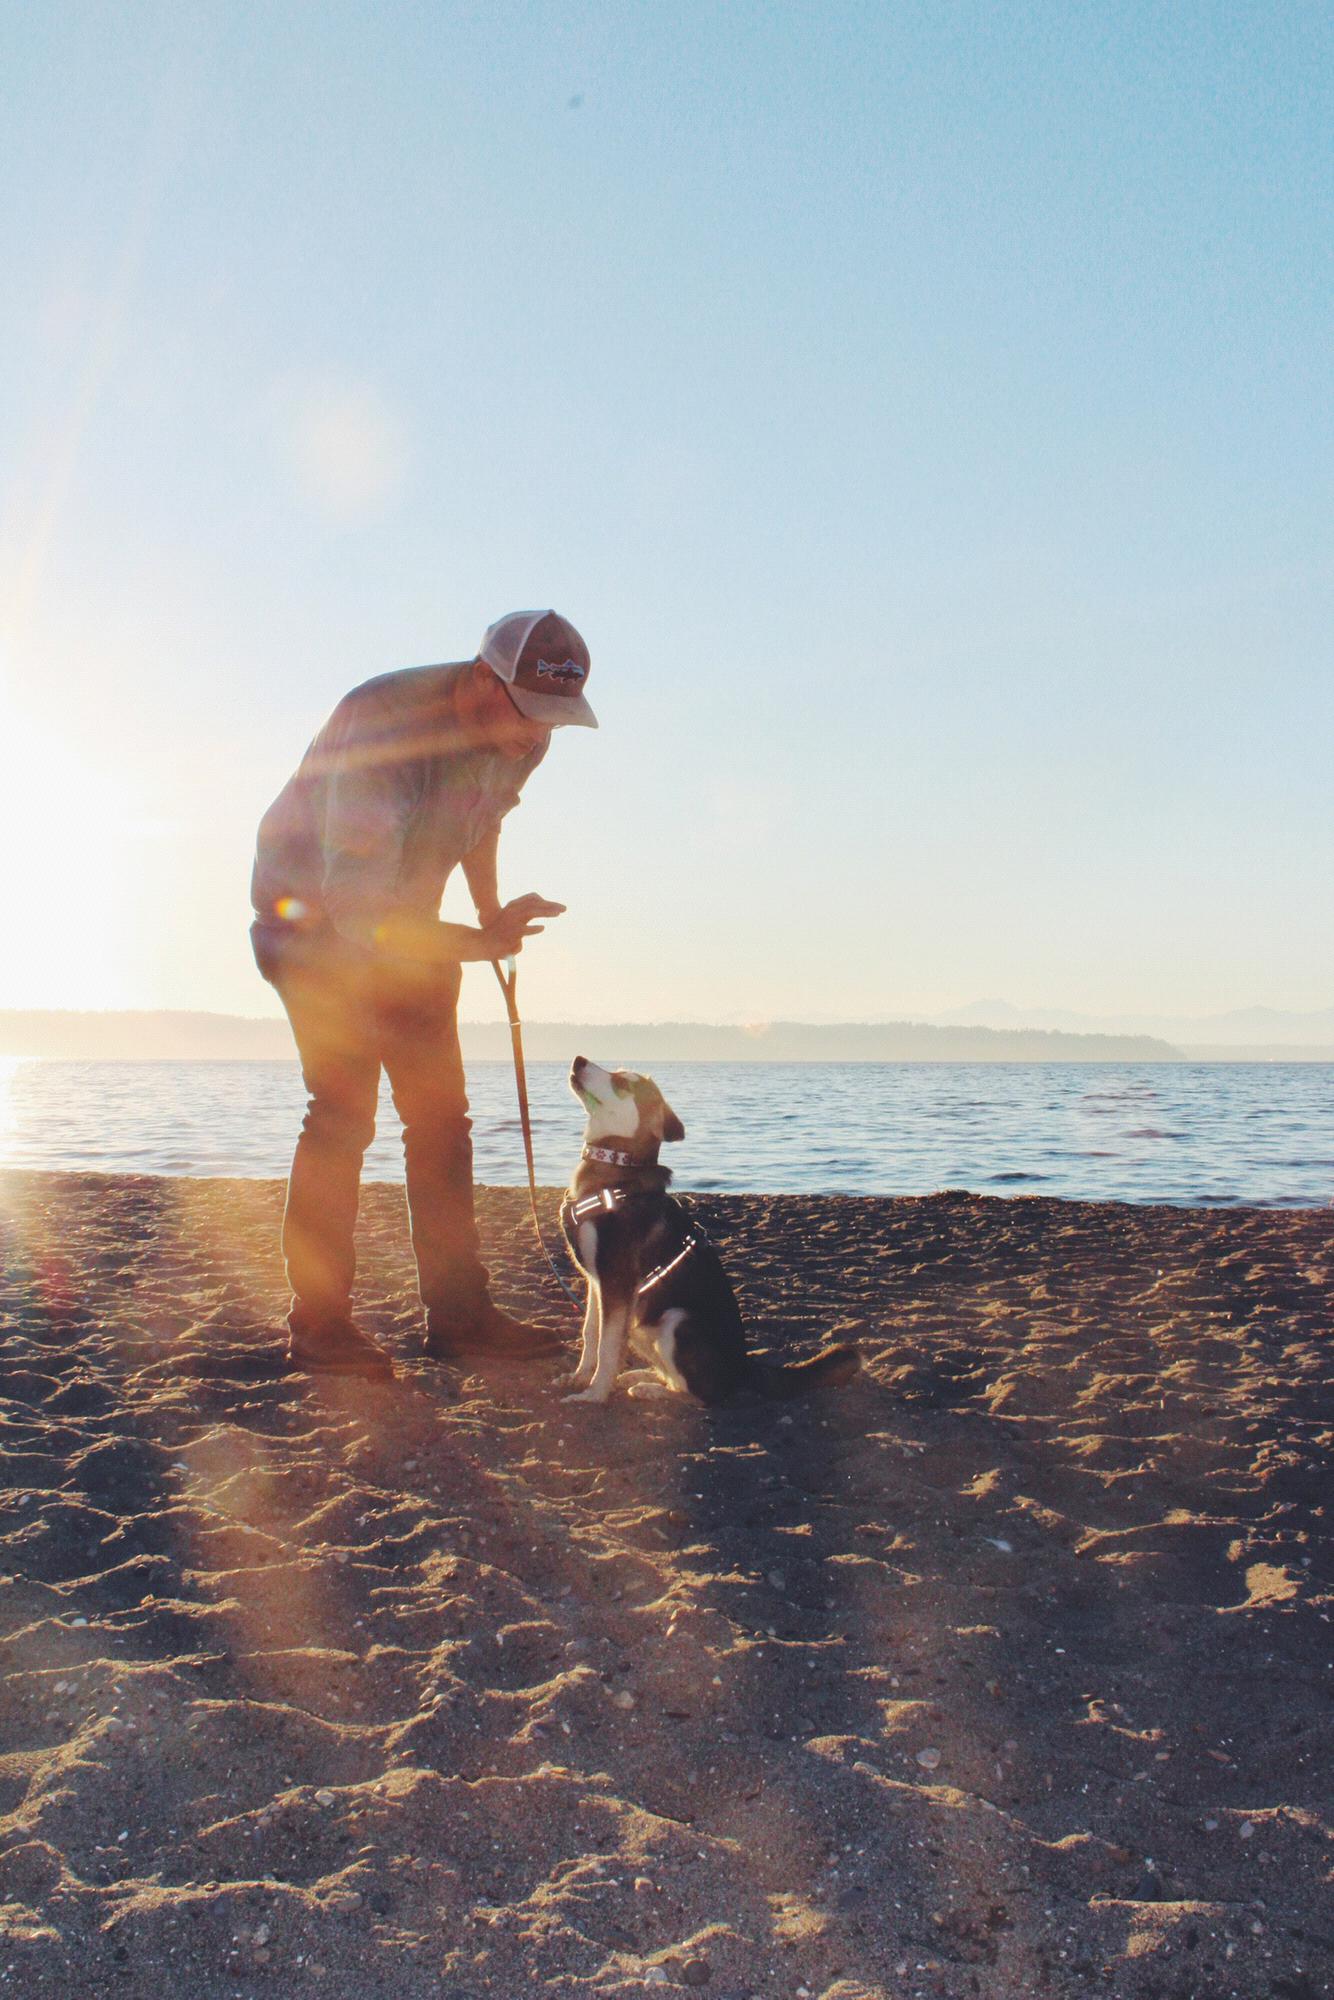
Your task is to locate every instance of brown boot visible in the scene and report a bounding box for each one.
[288,1312,396,1379]
[423,1302,565,1364]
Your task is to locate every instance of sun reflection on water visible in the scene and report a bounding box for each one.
[0,1056,42,1168]
[0,1057,34,1160]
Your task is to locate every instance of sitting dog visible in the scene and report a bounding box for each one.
[559,1057,860,1405]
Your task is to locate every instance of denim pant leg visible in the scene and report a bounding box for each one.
[378,970,489,1318]
[270,955,380,1323]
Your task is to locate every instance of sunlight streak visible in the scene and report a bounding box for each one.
[0,48,193,652]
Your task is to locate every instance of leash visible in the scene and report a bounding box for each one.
[490,956,582,1310]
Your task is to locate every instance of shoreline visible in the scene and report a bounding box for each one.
[0,1171,1329,1998]
[2,1165,1330,1216]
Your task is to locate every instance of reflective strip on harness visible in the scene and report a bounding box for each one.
[635,1231,702,1299]
[565,1186,634,1222]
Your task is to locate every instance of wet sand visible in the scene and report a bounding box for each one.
[0,1170,1329,1999]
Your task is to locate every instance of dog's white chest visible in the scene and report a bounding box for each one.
[575,1220,600,1276]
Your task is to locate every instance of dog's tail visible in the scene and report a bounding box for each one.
[748,1342,861,1401]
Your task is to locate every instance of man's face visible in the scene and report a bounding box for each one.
[473,665,554,760]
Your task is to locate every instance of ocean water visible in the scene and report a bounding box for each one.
[0,1058,1330,1208]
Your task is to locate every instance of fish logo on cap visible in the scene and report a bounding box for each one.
[534,658,587,685]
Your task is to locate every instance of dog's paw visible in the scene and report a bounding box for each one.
[626,1379,672,1400]
[554,1372,595,1394]
[562,1387,611,1405]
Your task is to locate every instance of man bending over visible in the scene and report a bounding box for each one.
[250,609,595,1379]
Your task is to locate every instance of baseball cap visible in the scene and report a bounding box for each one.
[478,609,597,729]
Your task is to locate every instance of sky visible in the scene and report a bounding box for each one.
[2,0,1330,1027]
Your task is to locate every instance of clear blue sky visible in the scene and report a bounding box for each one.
[2,0,1330,1023]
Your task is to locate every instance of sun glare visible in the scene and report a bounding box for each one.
[0,1057,27,1160]
[0,712,142,1010]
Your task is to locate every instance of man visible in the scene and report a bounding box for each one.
[250,609,596,1379]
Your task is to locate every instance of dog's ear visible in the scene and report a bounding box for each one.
[662,1104,686,1143]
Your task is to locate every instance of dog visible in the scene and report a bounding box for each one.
[559,1057,861,1405]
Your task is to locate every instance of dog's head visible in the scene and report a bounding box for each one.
[569,1056,685,1151]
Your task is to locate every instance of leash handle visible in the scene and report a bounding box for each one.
[489,957,581,1311]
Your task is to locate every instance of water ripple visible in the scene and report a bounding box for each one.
[0,1058,1330,1208]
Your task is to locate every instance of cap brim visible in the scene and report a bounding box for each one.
[506,685,598,729]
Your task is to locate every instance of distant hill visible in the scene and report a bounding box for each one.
[0,1009,1183,1062]
[456,1019,1183,1062]
[1178,1044,1334,1062]
[944,998,1334,1050]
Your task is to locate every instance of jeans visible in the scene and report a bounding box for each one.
[251,920,489,1327]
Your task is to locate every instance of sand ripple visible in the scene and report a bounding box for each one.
[0,1172,1329,1998]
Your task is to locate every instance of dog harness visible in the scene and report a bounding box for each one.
[562,1183,656,1221]
[560,1181,707,1299]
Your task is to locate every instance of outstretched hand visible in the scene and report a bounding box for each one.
[482,893,566,959]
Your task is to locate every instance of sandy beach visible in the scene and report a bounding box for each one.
[0,1170,1328,1999]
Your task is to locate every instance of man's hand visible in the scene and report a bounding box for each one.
[480,893,566,959]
